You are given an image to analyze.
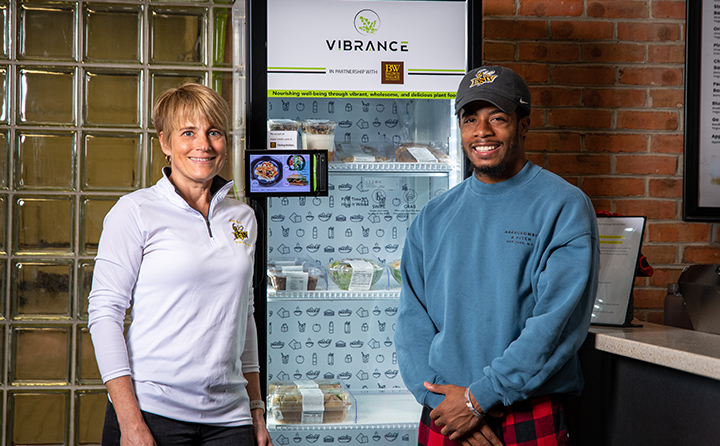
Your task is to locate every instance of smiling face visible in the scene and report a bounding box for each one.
[160,115,227,192]
[459,101,530,184]
[153,83,231,194]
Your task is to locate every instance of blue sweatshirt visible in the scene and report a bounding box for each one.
[394,162,600,412]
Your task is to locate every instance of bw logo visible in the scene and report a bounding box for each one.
[381,61,403,84]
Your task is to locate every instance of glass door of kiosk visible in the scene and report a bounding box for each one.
[243,1,482,444]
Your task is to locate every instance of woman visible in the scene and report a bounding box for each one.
[88,83,272,446]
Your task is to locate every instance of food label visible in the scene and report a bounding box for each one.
[407,146,437,162]
[268,130,299,149]
[295,380,325,424]
[283,267,309,291]
[352,155,375,162]
[346,260,374,291]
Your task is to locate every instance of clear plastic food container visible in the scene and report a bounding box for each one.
[327,258,385,291]
[267,257,325,291]
[390,259,402,285]
[335,143,390,162]
[267,119,300,149]
[301,119,337,135]
[267,119,300,131]
[301,120,337,160]
[267,380,353,424]
[394,142,450,163]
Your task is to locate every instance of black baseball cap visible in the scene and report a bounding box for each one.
[455,66,531,116]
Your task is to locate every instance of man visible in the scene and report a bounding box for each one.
[394,65,600,446]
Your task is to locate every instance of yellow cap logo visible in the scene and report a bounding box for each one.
[470,69,498,88]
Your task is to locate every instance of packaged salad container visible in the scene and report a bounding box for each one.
[390,259,402,285]
[327,258,385,291]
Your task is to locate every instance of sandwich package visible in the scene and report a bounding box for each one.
[394,143,450,163]
[267,380,354,424]
[267,257,326,291]
[335,143,390,163]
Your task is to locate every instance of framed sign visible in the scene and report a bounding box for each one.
[266,0,466,95]
[591,216,646,326]
[684,0,720,221]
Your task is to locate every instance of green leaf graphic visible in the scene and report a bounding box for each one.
[359,15,377,34]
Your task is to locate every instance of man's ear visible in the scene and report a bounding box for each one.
[518,115,531,136]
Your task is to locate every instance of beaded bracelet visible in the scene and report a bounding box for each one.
[464,387,485,419]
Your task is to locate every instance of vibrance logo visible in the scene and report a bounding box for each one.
[354,9,380,35]
[325,9,408,53]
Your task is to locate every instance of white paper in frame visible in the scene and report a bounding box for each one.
[591,216,647,326]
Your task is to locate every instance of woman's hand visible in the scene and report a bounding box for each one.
[252,409,273,446]
[244,372,272,445]
[106,376,157,446]
[120,422,156,446]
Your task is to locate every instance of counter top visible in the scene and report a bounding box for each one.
[588,322,720,381]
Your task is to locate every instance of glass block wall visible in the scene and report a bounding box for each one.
[0,1,238,444]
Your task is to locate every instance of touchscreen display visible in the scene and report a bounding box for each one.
[246,150,327,196]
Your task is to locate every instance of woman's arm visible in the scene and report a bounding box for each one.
[89,199,151,445]
[244,372,272,446]
[105,376,156,446]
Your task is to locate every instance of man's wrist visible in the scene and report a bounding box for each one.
[464,387,485,419]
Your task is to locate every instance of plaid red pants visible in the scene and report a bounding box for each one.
[418,394,570,446]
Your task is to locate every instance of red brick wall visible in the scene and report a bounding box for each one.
[482,0,720,323]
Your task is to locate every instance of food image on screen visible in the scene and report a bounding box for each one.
[287,155,306,171]
[287,173,308,186]
[252,157,282,185]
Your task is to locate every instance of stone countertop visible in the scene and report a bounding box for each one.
[588,322,720,381]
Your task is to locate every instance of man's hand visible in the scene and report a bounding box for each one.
[460,427,504,446]
[425,382,504,445]
[425,382,482,441]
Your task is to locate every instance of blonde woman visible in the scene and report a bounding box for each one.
[89,83,271,446]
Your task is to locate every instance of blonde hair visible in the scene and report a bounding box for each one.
[152,83,231,145]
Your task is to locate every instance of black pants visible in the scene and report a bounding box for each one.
[102,402,255,446]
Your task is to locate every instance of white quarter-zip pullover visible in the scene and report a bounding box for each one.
[88,169,258,426]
